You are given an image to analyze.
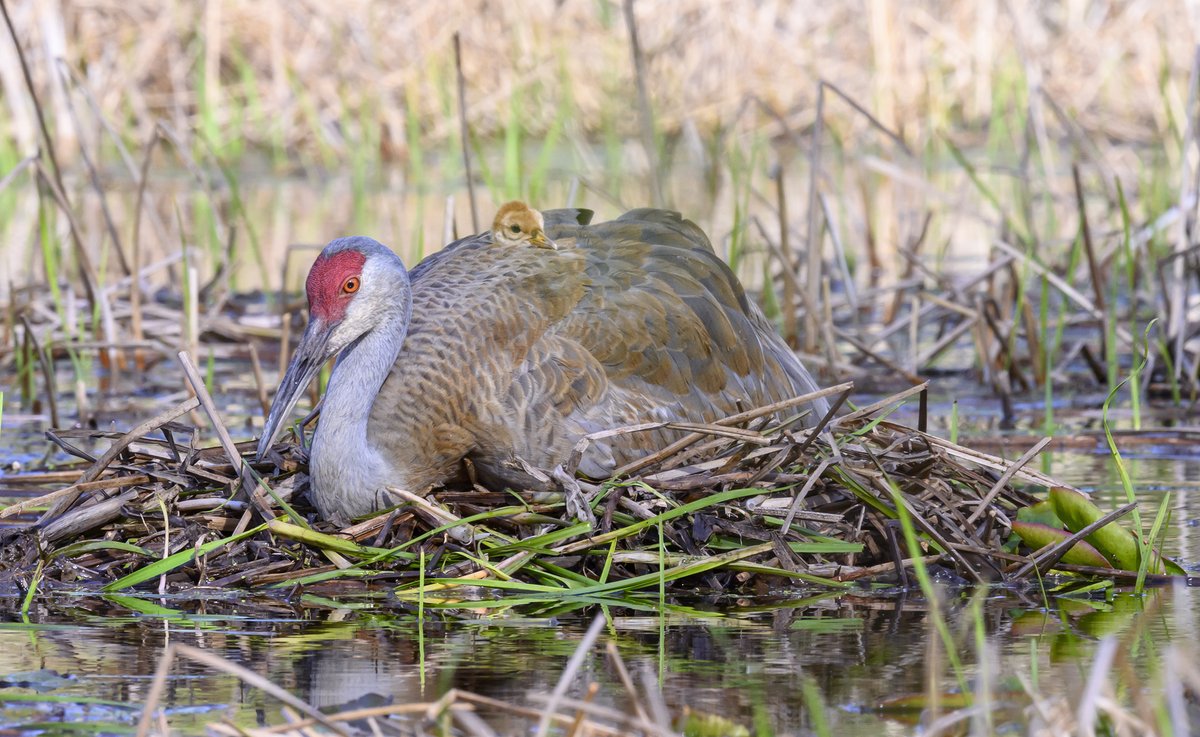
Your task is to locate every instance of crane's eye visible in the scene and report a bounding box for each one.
[510,224,521,233]
[342,276,360,294]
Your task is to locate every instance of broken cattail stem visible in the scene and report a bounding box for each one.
[774,164,798,345]
[129,130,160,369]
[178,351,243,475]
[19,314,58,429]
[453,33,479,234]
[803,80,826,354]
[622,0,663,208]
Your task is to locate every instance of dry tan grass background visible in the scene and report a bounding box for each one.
[5,0,1200,368]
[3,0,1198,161]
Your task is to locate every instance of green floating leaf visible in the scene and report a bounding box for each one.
[1050,487,1138,569]
[788,616,863,634]
[1056,597,1111,616]
[1049,487,1183,574]
[1051,579,1114,598]
[1015,499,1061,529]
[1009,610,1063,637]
[877,691,977,713]
[680,709,751,737]
[1011,520,1112,569]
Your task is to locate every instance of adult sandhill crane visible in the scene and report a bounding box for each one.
[257,205,828,521]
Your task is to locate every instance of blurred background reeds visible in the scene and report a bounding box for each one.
[1,0,1199,442]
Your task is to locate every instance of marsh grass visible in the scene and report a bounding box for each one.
[1,4,1200,731]
[6,6,1187,429]
[1102,321,1164,593]
[0,382,1075,603]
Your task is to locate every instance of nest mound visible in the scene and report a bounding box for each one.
[1,385,1084,598]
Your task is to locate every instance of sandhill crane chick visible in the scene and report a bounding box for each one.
[492,201,558,250]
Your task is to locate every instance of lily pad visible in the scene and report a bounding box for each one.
[679,709,750,737]
[1011,520,1112,569]
[1016,499,1062,529]
[1049,487,1183,574]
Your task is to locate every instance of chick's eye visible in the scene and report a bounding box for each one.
[342,276,360,294]
[510,224,521,233]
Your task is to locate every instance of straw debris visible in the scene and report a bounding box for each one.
[0,374,1088,597]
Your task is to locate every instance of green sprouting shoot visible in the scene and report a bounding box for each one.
[726,138,761,274]
[1040,274,1054,435]
[529,73,570,203]
[20,560,43,619]
[1116,181,1143,426]
[503,92,523,200]
[1101,321,1155,593]
[205,348,216,398]
[38,196,64,321]
[196,38,222,157]
[801,675,830,737]
[657,518,666,681]
[418,547,426,689]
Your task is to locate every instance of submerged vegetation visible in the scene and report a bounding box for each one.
[2,1,1200,735]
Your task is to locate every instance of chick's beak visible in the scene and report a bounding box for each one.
[529,229,559,250]
[256,318,335,460]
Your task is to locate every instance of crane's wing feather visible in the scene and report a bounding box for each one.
[543,207,594,227]
[487,210,827,479]
[390,208,825,489]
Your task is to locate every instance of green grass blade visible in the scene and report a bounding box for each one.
[103,523,268,592]
[53,540,152,559]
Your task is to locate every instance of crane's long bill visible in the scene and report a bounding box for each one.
[256,320,333,460]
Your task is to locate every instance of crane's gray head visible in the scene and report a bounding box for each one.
[256,236,412,460]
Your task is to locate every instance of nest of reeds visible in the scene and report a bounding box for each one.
[0,378,1095,599]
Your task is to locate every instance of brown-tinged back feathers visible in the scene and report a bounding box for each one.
[365,207,827,500]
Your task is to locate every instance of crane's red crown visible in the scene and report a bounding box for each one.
[306,249,366,324]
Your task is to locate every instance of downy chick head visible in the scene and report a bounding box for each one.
[492,201,558,250]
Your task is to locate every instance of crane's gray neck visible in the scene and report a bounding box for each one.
[310,292,412,518]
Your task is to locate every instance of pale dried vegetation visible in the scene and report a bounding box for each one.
[3,0,1196,160]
